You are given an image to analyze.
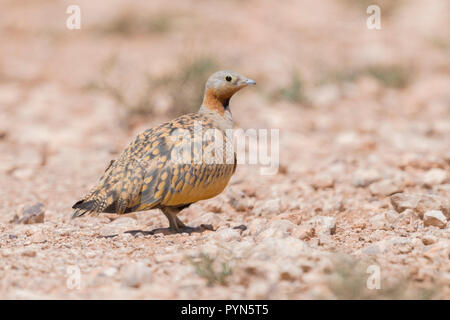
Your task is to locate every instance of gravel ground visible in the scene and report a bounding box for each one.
[0,0,449,299]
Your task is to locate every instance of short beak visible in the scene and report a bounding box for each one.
[245,79,256,85]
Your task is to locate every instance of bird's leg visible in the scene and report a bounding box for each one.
[175,216,186,228]
[162,207,190,233]
[162,208,181,233]
[161,207,214,234]
[124,209,183,236]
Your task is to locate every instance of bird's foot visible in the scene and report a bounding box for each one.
[124,229,157,236]
[177,224,214,234]
[126,224,214,236]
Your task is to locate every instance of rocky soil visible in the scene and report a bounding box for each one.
[0,0,449,299]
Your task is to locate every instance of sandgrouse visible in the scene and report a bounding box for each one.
[72,70,256,233]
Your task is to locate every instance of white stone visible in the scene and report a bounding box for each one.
[190,212,223,228]
[369,179,402,197]
[311,174,334,189]
[390,193,450,219]
[384,210,399,224]
[423,210,447,229]
[102,267,118,277]
[369,214,386,229]
[352,169,380,187]
[214,228,241,242]
[253,199,283,217]
[121,262,152,288]
[423,168,448,186]
[99,217,138,237]
[251,237,309,260]
[421,235,437,245]
[256,219,295,240]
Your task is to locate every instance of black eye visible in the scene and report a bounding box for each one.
[225,75,232,82]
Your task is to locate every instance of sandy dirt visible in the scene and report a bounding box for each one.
[0,0,449,299]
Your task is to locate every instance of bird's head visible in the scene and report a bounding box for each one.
[202,70,256,114]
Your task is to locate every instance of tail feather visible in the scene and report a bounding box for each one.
[71,208,89,219]
[71,159,145,219]
[71,199,96,219]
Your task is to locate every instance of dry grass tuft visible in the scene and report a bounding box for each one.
[186,253,233,287]
[319,64,413,89]
[152,56,218,116]
[327,255,440,300]
[95,9,174,35]
[341,0,405,17]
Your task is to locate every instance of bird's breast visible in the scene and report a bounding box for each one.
[162,162,235,206]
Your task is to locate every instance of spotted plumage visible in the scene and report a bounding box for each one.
[72,70,256,233]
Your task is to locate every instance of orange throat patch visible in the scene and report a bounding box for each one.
[202,88,230,116]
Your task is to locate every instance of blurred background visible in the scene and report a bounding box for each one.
[0,0,449,299]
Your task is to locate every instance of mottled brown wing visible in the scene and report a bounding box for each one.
[135,118,236,209]
[71,159,146,217]
[72,115,187,217]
